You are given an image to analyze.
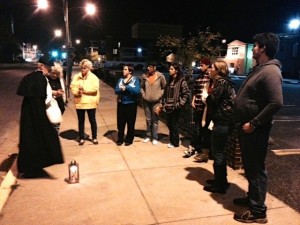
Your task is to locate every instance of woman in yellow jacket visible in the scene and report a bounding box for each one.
[70,59,100,145]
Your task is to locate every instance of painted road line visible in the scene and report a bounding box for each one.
[271,149,300,156]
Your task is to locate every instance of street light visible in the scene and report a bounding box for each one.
[288,18,300,30]
[54,29,62,37]
[37,0,48,9]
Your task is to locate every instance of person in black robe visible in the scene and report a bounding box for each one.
[17,57,64,178]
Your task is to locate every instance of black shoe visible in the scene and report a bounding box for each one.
[233,197,250,207]
[203,185,227,194]
[206,179,231,189]
[183,146,196,158]
[234,210,267,224]
[79,139,85,145]
[92,139,98,145]
[116,141,123,146]
[124,142,132,146]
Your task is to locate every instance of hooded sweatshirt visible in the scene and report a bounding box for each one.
[235,59,283,127]
[140,71,166,103]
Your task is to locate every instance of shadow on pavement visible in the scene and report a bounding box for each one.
[0,154,17,173]
[185,166,246,213]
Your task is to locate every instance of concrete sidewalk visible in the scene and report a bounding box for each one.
[0,79,299,225]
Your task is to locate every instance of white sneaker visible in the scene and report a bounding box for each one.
[167,143,175,148]
[143,138,150,143]
[152,139,158,145]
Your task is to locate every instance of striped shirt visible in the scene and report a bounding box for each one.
[193,74,211,111]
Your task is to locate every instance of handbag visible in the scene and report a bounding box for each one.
[46,98,62,124]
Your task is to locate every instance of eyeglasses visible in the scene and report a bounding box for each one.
[81,67,89,70]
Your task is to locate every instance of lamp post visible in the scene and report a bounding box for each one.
[62,0,72,98]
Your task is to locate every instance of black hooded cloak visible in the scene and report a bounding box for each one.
[17,70,64,173]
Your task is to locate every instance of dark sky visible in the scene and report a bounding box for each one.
[1,0,300,50]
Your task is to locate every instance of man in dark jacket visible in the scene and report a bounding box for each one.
[17,56,64,178]
[233,33,283,223]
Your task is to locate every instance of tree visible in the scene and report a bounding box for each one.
[156,28,223,74]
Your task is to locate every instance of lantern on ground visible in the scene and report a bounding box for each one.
[68,160,79,184]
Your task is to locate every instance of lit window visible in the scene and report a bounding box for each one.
[232,47,238,55]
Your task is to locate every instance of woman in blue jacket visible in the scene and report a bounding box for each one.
[115,64,140,146]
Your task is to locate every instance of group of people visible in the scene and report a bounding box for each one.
[112,32,283,224]
[17,32,283,224]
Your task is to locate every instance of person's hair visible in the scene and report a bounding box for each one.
[200,57,211,67]
[253,32,280,59]
[79,59,93,70]
[124,64,134,74]
[37,62,44,70]
[212,60,229,77]
[169,62,184,82]
[51,62,64,78]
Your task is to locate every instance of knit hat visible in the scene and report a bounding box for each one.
[200,57,211,66]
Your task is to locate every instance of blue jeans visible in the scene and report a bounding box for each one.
[211,124,232,188]
[238,124,271,215]
[143,101,160,140]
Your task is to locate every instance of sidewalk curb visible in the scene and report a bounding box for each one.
[0,158,18,213]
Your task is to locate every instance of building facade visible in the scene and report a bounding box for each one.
[222,40,254,75]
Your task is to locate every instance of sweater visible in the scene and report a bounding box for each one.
[140,71,166,103]
[70,71,100,109]
[114,76,140,104]
[163,77,190,112]
[193,73,211,111]
[207,77,235,125]
[235,59,283,127]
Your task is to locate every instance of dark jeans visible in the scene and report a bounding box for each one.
[166,109,180,146]
[238,124,272,215]
[191,110,211,151]
[117,102,137,143]
[211,124,232,188]
[143,101,160,140]
[76,108,97,139]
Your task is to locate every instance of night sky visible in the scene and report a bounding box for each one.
[1,0,299,50]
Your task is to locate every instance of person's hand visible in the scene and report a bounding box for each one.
[191,101,195,109]
[155,105,162,115]
[78,86,84,95]
[120,85,126,91]
[56,89,64,97]
[242,122,255,133]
